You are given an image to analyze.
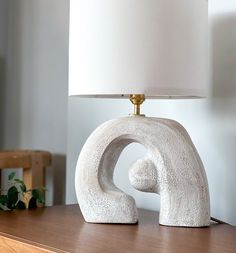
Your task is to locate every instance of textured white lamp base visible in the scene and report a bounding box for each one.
[75,117,210,227]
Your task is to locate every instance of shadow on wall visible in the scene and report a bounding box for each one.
[52,154,66,205]
[211,14,236,99]
[0,58,6,148]
[209,13,236,223]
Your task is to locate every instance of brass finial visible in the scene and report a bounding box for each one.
[129,94,145,116]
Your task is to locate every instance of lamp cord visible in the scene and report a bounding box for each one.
[210,216,229,225]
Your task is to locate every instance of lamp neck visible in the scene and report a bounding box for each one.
[129,94,145,116]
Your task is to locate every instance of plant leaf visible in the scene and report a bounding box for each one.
[32,189,45,204]
[0,203,11,211]
[7,186,18,209]
[14,179,27,192]
[8,172,16,181]
[28,197,37,209]
[40,187,48,191]
[0,195,8,205]
[16,200,26,209]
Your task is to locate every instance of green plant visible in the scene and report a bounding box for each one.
[0,172,46,211]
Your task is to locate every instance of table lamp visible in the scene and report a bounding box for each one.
[69,0,210,227]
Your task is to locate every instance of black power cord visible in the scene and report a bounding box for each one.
[210,216,229,225]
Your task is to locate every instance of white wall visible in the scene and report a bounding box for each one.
[2,0,69,205]
[66,0,236,225]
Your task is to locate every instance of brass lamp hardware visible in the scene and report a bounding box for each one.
[129,94,145,116]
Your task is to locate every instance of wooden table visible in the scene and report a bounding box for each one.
[0,205,235,253]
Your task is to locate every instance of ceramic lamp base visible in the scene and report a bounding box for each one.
[75,116,210,227]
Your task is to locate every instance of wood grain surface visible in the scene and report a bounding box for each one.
[0,205,235,253]
[0,150,52,191]
[0,236,54,253]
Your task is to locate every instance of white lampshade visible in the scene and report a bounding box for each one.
[69,0,208,98]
